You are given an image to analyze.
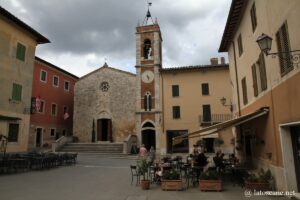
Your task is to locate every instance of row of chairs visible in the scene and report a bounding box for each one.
[0,152,77,174]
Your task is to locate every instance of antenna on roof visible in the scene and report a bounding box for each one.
[143,0,154,25]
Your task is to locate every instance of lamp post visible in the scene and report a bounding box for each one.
[220,96,233,112]
[256,33,300,66]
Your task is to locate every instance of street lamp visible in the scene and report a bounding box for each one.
[220,96,233,112]
[256,33,300,66]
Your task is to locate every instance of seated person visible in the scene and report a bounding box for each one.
[155,162,170,182]
[196,153,208,168]
[229,153,239,165]
[203,157,216,172]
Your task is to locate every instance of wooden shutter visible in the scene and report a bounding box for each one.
[242,78,248,105]
[202,105,211,122]
[148,95,152,111]
[251,64,258,97]
[144,95,147,111]
[259,53,267,91]
[16,43,26,61]
[276,22,293,76]
[12,83,22,101]
[173,106,180,119]
[250,3,257,32]
[238,34,243,56]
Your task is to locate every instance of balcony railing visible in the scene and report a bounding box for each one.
[199,114,233,126]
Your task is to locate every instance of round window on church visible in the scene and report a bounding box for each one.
[100,81,109,92]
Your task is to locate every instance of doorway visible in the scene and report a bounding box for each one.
[291,126,300,192]
[97,119,112,142]
[36,128,42,147]
[142,129,155,150]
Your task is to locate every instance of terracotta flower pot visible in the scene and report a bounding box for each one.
[199,179,222,191]
[141,180,150,190]
[161,180,183,191]
[244,181,270,191]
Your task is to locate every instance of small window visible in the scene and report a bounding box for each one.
[143,39,152,59]
[250,3,257,32]
[38,100,45,113]
[40,70,47,82]
[202,104,211,122]
[51,103,57,116]
[63,106,68,114]
[53,76,59,87]
[12,83,22,101]
[242,77,248,105]
[238,34,243,56]
[172,85,179,97]
[8,123,19,142]
[276,22,293,76]
[50,128,55,137]
[62,130,66,136]
[202,83,209,95]
[16,42,26,61]
[172,106,181,119]
[64,81,69,91]
[144,92,152,111]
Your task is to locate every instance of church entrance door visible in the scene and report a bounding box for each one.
[142,129,155,150]
[97,119,112,142]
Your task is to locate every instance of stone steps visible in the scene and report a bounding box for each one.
[59,143,123,154]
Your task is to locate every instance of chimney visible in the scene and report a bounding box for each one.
[221,57,225,65]
[210,57,218,65]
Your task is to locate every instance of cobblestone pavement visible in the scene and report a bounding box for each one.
[0,154,291,200]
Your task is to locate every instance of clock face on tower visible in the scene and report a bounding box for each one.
[141,70,154,83]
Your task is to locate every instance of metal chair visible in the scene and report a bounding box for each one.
[130,165,140,185]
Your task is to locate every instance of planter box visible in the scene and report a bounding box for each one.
[199,179,222,191]
[245,181,270,191]
[161,180,183,191]
[141,180,150,190]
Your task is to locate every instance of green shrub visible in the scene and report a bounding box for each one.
[199,170,220,180]
[162,169,180,180]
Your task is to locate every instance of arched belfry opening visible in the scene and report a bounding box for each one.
[143,39,152,59]
[141,121,156,150]
[144,91,152,111]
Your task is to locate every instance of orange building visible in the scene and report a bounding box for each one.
[29,57,78,149]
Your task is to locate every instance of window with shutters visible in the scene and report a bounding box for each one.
[276,22,293,76]
[16,42,26,61]
[202,105,211,122]
[238,34,243,56]
[64,81,70,91]
[242,77,248,105]
[51,103,57,116]
[40,70,47,82]
[53,75,59,87]
[252,53,268,97]
[173,106,181,119]
[172,85,179,97]
[8,123,19,142]
[38,100,45,113]
[11,83,22,101]
[202,83,209,95]
[50,128,56,137]
[250,3,257,32]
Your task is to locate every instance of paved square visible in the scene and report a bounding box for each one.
[0,154,290,200]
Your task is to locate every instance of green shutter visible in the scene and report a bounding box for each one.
[252,64,258,97]
[12,83,22,101]
[259,53,268,91]
[172,85,179,97]
[202,83,209,95]
[16,43,26,61]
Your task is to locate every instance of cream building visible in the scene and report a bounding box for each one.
[0,6,49,152]
[160,62,233,155]
[218,0,300,193]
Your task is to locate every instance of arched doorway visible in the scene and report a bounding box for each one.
[141,121,156,150]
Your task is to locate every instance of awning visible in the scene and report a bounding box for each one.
[173,107,269,142]
[0,115,21,121]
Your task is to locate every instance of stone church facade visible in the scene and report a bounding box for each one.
[73,64,136,143]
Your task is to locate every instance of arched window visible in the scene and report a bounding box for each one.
[144,92,152,111]
[143,39,152,59]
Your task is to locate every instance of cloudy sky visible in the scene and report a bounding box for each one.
[0,0,231,77]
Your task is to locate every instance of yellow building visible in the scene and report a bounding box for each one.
[160,61,233,154]
[218,0,300,192]
[0,7,49,152]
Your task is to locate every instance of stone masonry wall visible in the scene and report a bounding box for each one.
[73,66,136,143]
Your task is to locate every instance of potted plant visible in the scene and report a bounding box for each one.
[137,158,150,190]
[161,169,183,191]
[199,170,222,191]
[244,169,272,191]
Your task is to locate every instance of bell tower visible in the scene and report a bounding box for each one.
[135,3,162,152]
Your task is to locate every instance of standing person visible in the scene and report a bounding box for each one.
[149,146,155,164]
[139,144,148,157]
